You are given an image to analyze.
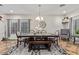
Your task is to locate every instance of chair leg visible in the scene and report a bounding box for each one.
[28,44,31,52]
[24,39,27,47]
[17,43,18,47]
[17,40,19,47]
[24,41,26,47]
[56,40,58,45]
[48,44,51,51]
[20,41,21,45]
[68,38,70,41]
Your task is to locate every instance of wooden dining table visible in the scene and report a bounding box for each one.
[17,34,59,51]
[17,34,59,38]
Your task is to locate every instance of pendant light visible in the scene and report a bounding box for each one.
[35,4,44,21]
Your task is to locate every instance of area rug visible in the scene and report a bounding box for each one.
[3,43,68,55]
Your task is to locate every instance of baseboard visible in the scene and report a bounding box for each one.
[1,38,16,41]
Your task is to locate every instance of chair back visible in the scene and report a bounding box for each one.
[41,30,47,34]
[55,30,59,35]
[60,29,70,37]
[30,30,35,34]
[16,32,20,37]
[61,29,70,35]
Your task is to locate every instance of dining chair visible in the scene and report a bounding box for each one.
[41,30,47,34]
[16,32,28,47]
[48,30,59,45]
[48,36,58,45]
[28,30,35,41]
[60,29,70,41]
[30,30,36,34]
[41,30,48,40]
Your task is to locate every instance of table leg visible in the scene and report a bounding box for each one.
[24,39,26,47]
[28,44,31,52]
[48,48,51,51]
[57,37,59,45]
[17,39,19,47]
[55,37,58,46]
[48,43,51,51]
[73,37,75,44]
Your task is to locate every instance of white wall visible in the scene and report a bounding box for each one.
[43,16,63,33]
[0,21,4,40]
[0,14,63,40]
[0,15,7,41]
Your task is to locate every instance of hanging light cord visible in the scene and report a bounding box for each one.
[38,4,41,17]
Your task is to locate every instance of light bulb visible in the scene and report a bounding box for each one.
[35,16,44,21]
[10,10,14,13]
[35,16,40,21]
[63,10,66,14]
[41,17,44,21]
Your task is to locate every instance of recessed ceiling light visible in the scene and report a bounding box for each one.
[10,10,14,13]
[63,10,66,14]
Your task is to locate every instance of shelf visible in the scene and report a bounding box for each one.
[62,21,69,24]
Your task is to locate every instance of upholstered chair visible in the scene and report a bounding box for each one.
[60,29,70,41]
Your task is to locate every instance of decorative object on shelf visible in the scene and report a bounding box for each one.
[0,16,2,20]
[62,16,69,24]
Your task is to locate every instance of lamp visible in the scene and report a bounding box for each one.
[35,4,44,21]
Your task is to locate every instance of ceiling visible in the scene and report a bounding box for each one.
[0,4,79,16]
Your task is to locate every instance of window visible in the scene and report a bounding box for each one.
[11,23,17,34]
[75,19,79,34]
[7,19,30,37]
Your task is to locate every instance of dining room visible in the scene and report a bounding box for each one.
[0,4,79,55]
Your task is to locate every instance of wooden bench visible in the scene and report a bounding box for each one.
[28,40,52,51]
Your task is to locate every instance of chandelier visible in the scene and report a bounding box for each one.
[35,4,44,21]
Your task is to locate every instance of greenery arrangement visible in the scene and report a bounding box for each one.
[75,29,79,34]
